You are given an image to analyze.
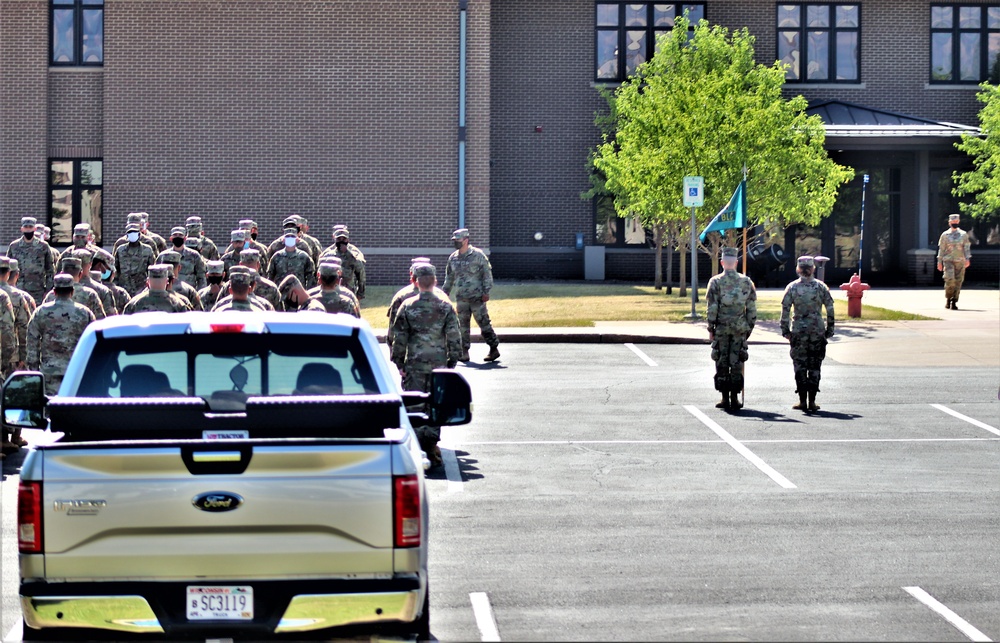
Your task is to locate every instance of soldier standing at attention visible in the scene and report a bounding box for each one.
[213,271,258,312]
[780,256,835,413]
[268,230,316,288]
[27,273,95,395]
[238,219,270,273]
[39,225,61,269]
[706,247,757,411]
[239,249,282,310]
[157,250,204,311]
[319,227,366,299]
[169,226,208,289]
[7,216,54,302]
[138,212,167,254]
[45,255,106,320]
[114,223,156,296]
[73,249,118,316]
[391,263,462,467]
[213,267,273,311]
[7,260,37,316]
[94,250,131,314]
[197,261,227,311]
[0,281,18,377]
[122,265,192,314]
[311,262,360,317]
[443,228,500,362]
[936,213,973,310]
[186,216,220,261]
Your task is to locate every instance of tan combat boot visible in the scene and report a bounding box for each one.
[729,390,743,410]
[484,346,500,362]
[793,391,808,411]
[808,391,820,412]
[460,349,471,362]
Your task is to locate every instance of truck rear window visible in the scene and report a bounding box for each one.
[76,334,381,404]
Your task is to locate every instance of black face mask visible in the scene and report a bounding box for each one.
[250,232,258,241]
[74,239,86,248]
[800,268,814,278]
[207,275,223,285]
[950,223,960,228]
[172,237,185,248]
[336,241,347,249]
[284,296,298,309]
[22,232,33,241]
[453,241,463,249]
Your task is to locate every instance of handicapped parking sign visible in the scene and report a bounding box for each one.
[683,176,704,207]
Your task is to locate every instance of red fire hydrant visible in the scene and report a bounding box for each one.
[840,273,871,318]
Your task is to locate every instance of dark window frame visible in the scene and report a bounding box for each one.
[929,4,1000,84]
[50,0,104,66]
[594,195,653,247]
[594,2,707,82]
[776,3,861,84]
[49,158,103,246]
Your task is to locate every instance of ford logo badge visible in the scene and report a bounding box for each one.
[192,492,243,512]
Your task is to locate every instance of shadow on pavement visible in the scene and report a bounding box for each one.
[729,409,803,423]
[459,361,507,371]
[454,451,483,481]
[808,410,863,420]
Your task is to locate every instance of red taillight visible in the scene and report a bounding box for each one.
[210,324,245,333]
[18,481,42,554]
[393,475,421,548]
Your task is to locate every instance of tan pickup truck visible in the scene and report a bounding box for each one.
[5,311,471,641]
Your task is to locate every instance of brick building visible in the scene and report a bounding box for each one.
[1,0,997,286]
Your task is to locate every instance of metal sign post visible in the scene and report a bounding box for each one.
[683,176,703,320]
[858,173,869,279]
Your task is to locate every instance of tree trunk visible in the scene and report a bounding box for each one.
[679,247,687,298]
[665,242,674,295]
[653,225,663,289]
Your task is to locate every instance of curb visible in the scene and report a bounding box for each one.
[374,332,788,346]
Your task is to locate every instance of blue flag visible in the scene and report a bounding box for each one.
[699,180,746,243]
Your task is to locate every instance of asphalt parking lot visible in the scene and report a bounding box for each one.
[2,341,997,641]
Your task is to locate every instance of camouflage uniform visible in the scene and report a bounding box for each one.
[27,283,96,395]
[7,236,54,302]
[937,216,973,309]
[214,298,259,312]
[42,262,106,320]
[780,258,835,411]
[387,283,450,351]
[252,274,282,310]
[177,245,208,289]
[196,236,220,261]
[443,231,499,360]
[212,292,273,311]
[197,285,225,311]
[114,240,156,296]
[170,278,204,311]
[268,247,317,289]
[706,260,756,409]
[0,280,32,365]
[313,288,360,316]
[123,288,192,313]
[0,288,18,375]
[319,246,366,298]
[390,270,462,462]
[78,271,118,316]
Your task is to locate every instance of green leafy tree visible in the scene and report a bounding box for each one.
[953,83,1000,224]
[590,16,853,290]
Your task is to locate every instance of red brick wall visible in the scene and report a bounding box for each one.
[49,71,104,148]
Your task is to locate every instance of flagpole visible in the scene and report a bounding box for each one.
[858,173,869,279]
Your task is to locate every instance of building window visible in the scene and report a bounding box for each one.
[930,5,1000,83]
[50,159,103,245]
[51,0,103,66]
[777,4,860,82]
[595,196,651,246]
[595,3,706,82]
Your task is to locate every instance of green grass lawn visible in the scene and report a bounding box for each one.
[359,282,933,329]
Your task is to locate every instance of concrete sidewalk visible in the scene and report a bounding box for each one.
[422,287,999,368]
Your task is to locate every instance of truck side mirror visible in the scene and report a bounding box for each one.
[2,371,47,429]
[429,369,472,426]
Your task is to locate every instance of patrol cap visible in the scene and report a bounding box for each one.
[230,229,246,242]
[411,256,431,264]
[60,256,83,271]
[721,247,738,259]
[8,259,19,273]
[298,217,309,226]
[73,223,90,236]
[20,217,36,228]
[283,230,298,239]
[228,265,251,278]
[451,228,469,240]
[229,270,254,286]
[278,274,303,298]
[948,213,961,222]
[147,264,171,279]
[318,262,342,278]
[53,273,74,289]
[239,248,261,263]
[282,215,301,228]
[93,248,115,267]
[71,248,94,263]
[185,216,203,227]
[797,256,815,268]
[238,219,256,230]
[206,260,225,275]
[125,223,141,233]
[0,257,9,270]
[170,226,186,238]
[184,237,200,248]
[412,263,436,278]
[126,212,144,224]
[333,227,350,240]
[157,250,181,266]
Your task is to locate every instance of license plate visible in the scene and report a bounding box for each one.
[186,586,254,620]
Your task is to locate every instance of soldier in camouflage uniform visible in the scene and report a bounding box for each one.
[122,265,192,314]
[7,216,55,302]
[0,257,33,370]
[297,217,324,265]
[706,247,757,411]
[319,228,366,299]
[268,216,319,265]
[213,271,259,312]
[387,257,451,352]
[238,219,270,273]
[72,249,118,316]
[780,256,836,413]
[390,263,462,467]
[0,281,18,377]
[112,213,159,255]
[443,228,500,362]
[221,229,249,277]
[197,261,227,310]
[7,260,37,315]
[278,275,326,311]
[139,212,167,254]
[157,250,204,310]
[27,273,96,395]
[93,250,132,314]
[115,223,156,296]
[268,231,317,288]
[936,213,973,310]
[186,216,220,261]
[39,225,61,270]
[239,249,282,309]
[57,223,102,267]
[311,262,361,316]
[168,226,208,289]
[44,255,106,320]
[213,266,273,311]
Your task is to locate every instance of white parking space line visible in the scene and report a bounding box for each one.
[904,586,993,642]
[470,592,501,642]
[3,620,22,642]
[931,404,1000,436]
[684,405,797,489]
[439,447,464,493]
[452,438,999,446]
[624,343,658,367]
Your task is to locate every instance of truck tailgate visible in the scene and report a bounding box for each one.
[38,443,396,580]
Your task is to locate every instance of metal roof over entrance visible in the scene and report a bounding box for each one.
[806,100,979,149]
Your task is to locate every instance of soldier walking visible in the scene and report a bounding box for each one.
[6,217,54,302]
[169,226,208,289]
[311,262,360,316]
[387,257,450,352]
[705,247,757,411]
[319,227,366,299]
[936,213,973,310]
[213,271,258,312]
[26,273,95,395]
[122,265,192,314]
[780,256,836,413]
[268,231,316,288]
[391,263,462,467]
[115,223,156,296]
[442,228,500,362]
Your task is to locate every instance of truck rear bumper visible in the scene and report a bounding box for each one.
[21,576,423,636]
